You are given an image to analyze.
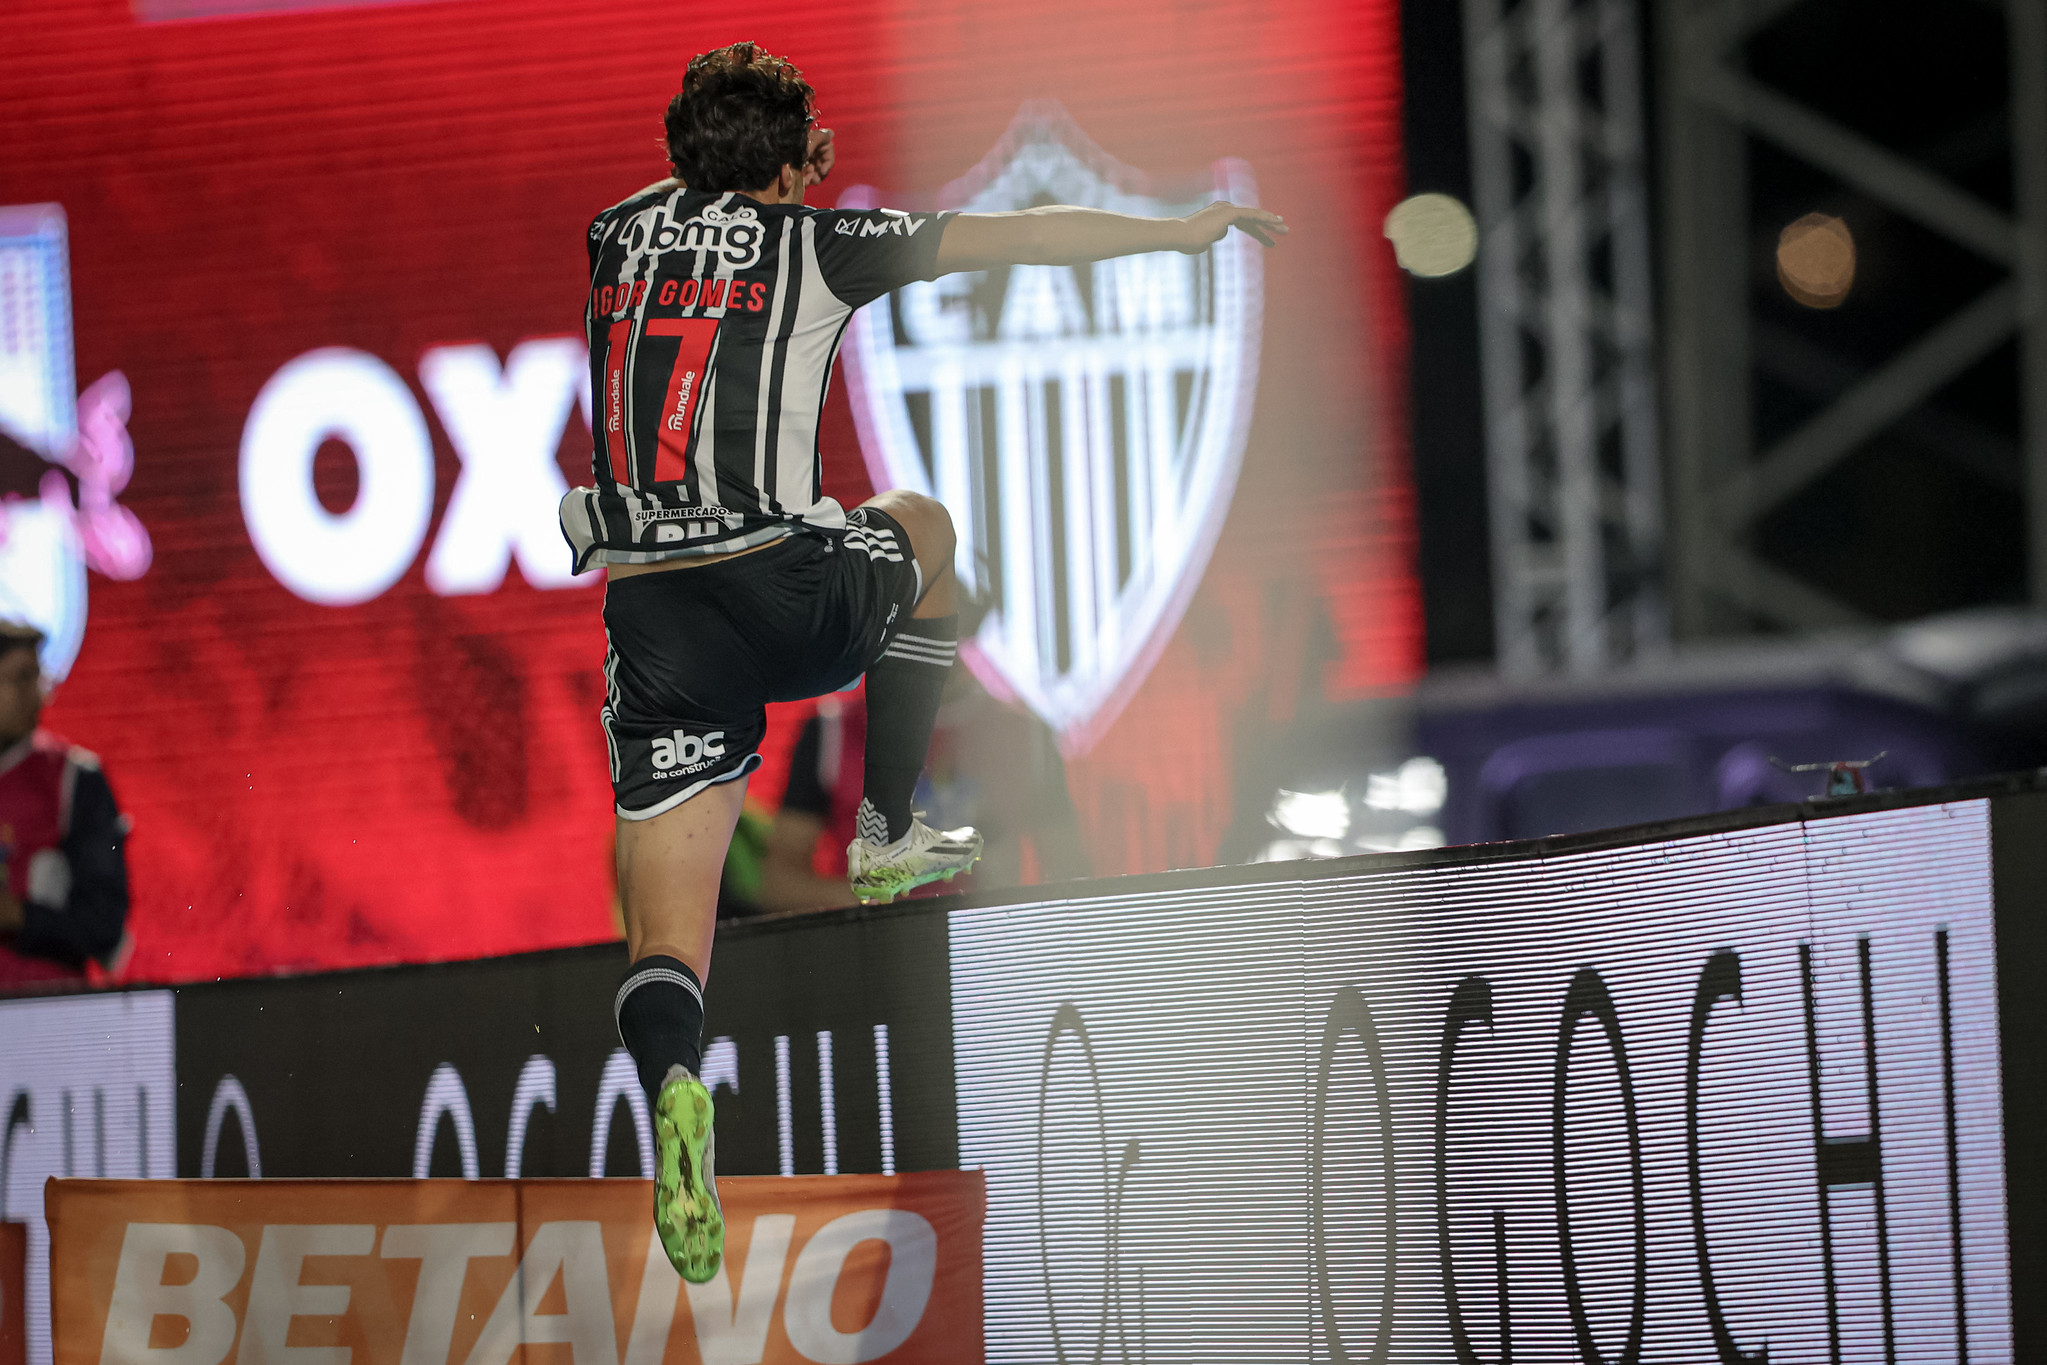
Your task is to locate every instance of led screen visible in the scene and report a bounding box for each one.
[0,992,176,1365]
[0,796,2030,1363]
[0,0,1415,981]
[950,801,2011,1360]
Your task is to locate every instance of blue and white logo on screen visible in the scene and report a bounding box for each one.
[0,204,152,680]
[841,104,1263,750]
[0,205,88,679]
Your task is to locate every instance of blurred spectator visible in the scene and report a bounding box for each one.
[757,694,866,911]
[0,621,131,990]
[755,669,1091,912]
[714,807,773,919]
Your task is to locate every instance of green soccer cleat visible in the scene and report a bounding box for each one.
[653,1064,724,1283]
[847,818,984,905]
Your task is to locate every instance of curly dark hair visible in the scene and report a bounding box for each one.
[664,43,815,193]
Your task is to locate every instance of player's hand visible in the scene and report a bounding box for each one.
[1178,201,1288,251]
[803,127,836,188]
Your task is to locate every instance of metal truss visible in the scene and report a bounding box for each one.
[1659,0,2047,632]
[1465,0,1667,676]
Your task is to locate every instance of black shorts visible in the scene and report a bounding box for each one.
[601,508,922,819]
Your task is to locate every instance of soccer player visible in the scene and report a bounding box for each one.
[564,41,1285,1282]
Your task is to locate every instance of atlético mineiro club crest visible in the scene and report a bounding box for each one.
[840,102,1263,752]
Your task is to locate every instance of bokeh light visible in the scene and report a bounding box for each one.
[1776,212,1856,309]
[1383,192,1477,278]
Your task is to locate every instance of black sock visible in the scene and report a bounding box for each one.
[615,955,705,1101]
[861,615,958,844]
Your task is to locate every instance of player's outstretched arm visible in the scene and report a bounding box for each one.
[934,200,1286,273]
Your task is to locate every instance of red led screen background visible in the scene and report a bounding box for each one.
[0,0,1417,981]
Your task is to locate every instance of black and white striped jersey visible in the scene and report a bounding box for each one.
[557,185,954,570]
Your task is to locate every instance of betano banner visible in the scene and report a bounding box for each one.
[47,1174,983,1365]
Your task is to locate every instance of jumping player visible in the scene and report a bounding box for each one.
[564,42,1286,1283]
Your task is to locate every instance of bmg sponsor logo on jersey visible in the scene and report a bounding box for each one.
[839,103,1263,752]
[651,727,726,777]
[622,198,765,270]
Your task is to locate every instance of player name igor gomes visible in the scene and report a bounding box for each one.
[593,276,772,319]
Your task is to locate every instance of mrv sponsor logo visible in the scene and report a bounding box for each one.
[652,729,726,775]
[833,211,933,240]
[839,102,1263,750]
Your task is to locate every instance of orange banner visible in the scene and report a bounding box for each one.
[47,1173,982,1365]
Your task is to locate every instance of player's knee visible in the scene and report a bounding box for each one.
[887,490,954,563]
[889,488,949,528]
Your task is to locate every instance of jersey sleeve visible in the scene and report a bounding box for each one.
[811,208,957,308]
